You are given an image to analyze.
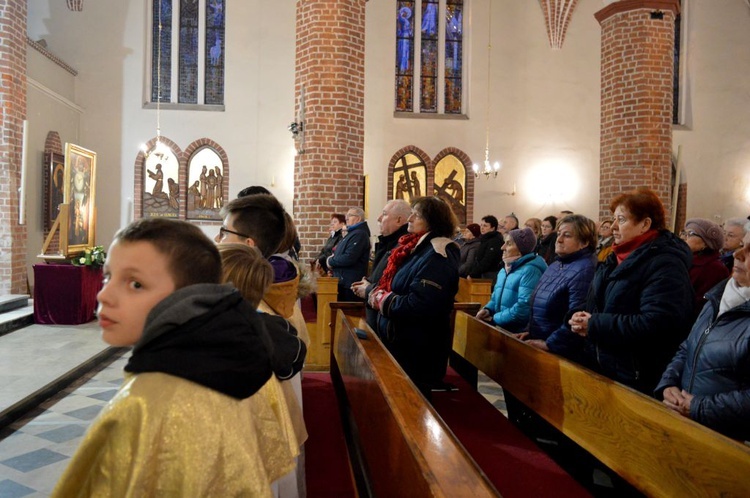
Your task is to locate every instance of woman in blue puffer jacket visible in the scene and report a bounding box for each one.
[476,227,547,332]
[655,225,750,441]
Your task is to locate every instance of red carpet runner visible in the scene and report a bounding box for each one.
[301,373,356,497]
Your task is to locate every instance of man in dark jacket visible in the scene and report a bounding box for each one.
[468,215,504,281]
[351,199,411,324]
[327,207,371,301]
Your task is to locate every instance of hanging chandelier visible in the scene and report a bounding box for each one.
[472,0,500,180]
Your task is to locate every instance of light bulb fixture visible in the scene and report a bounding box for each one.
[472,0,500,180]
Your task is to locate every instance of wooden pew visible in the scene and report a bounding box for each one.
[304,276,339,371]
[329,304,500,498]
[452,311,750,497]
[456,277,492,305]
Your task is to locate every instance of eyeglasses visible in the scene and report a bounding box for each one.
[218,226,249,240]
[679,230,703,240]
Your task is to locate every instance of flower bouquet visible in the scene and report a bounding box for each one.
[72,245,106,268]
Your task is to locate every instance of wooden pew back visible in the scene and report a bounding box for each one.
[331,307,499,498]
[452,311,750,497]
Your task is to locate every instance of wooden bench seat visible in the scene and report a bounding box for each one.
[327,304,587,497]
[451,310,750,497]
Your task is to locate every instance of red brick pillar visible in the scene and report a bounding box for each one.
[595,0,679,218]
[294,0,366,261]
[0,0,28,294]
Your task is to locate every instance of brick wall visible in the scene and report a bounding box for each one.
[0,0,28,294]
[294,0,366,261]
[595,0,679,219]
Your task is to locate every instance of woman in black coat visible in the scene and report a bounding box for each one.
[367,196,459,397]
[569,188,693,394]
[536,216,558,264]
[656,225,750,441]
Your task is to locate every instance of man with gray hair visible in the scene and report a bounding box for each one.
[721,218,748,271]
[351,199,411,317]
[327,207,371,301]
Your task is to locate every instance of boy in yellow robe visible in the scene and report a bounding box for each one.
[53,218,305,497]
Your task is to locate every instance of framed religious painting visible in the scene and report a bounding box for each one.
[43,152,66,232]
[63,143,97,256]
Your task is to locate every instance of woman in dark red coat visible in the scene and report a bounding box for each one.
[681,218,730,320]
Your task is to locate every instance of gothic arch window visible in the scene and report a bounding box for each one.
[150,0,225,108]
[390,149,430,203]
[187,145,225,220]
[395,0,465,115]
[433,153,467,225]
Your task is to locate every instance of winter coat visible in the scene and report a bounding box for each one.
[328,221,371,300]
[364,223,409,330]
[375,233,459,392]
[483,253,547,333]
[582,230,693,394]
[459,237,481,277]
[316,228,343,271]
[528,248,597,360]
[468,230,504,280]
[656,279,750,441]
[688,251,730,320]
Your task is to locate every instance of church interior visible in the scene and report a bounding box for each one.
[1,0,750,496]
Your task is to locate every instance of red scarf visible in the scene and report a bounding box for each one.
[377,232,425,292]
[612,230,659,264]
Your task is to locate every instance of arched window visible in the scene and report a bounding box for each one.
[395,0,464,115]
[392,152,428,202]
[187,146,225,220]
[433,153,467,225]
[150,0,225,108]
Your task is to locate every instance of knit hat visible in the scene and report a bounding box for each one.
[508,227,537,255]
[466,223,481,238]
[684,218,724,252]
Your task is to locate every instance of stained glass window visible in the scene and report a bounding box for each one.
[444,0,463,114]
[420,0,438,112]
[150,0,225,107]
[395,0,463,115]
[179,0,199,104]
[205,0,225,105]
[151,0,172,103]
[395,2,415,112]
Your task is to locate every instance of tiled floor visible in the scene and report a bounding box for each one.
[0,353,127,498]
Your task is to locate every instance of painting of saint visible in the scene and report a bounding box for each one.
[187,147,224,220]
[143,149,179,218]
[63,143,97,255]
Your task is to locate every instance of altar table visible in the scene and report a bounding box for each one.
[33,263,102,325]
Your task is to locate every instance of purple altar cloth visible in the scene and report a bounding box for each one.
[33,263,102,325]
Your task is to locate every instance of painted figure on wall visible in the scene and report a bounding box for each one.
[143,152,179,218]
[434,154,467,225]
[391,152,427,203]
[68,155,91,246]
[187,147,224,220]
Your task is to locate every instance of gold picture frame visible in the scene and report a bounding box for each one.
[63,143,97,256]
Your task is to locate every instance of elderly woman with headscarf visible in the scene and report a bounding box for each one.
[367,196,459,397]
[680,218,731,319]
[476,228,547,332]
[655,224,750,441]
[568,188,693,394]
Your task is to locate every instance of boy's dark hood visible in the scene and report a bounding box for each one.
[125,284,305,399]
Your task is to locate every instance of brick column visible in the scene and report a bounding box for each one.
[0,0,27,294]
[595,0,679,218]
[294,0,366,261]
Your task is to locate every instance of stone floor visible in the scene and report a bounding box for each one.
[0,320,507,498]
